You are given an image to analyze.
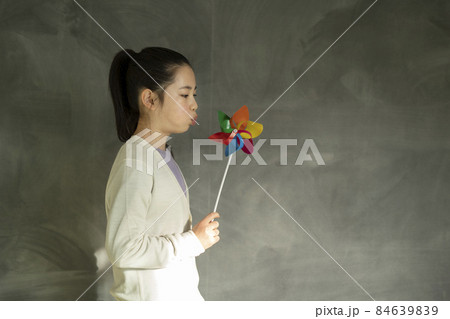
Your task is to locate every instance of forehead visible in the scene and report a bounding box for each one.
[173,65,196,89]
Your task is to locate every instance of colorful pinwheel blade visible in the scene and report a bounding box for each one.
[237,129,252,139]
[225,134,244,156]
[242,138,254,154]
[218,111,233,133]
[245,121,263,139]
[230,105,249,130]
[208,132,231,144]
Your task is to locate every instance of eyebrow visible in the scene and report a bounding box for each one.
[178,85,197,90]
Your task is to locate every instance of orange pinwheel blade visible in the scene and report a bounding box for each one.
[230,105,249,130]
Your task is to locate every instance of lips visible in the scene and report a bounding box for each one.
[191,116,198,125]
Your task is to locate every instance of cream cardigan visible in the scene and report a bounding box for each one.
[105,135,205,301]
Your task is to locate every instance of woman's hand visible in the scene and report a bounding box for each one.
[192,212,220,250]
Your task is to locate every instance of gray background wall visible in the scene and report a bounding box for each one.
[0,0,449,301]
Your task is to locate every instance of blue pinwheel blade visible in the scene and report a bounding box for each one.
[225,134,244,156]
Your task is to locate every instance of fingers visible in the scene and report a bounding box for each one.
[208,228,220,236]
[207,212,220,224]
[208,222,219,234]
[209,211,220,220]
[207,218,220,237]
[204,212,221,247]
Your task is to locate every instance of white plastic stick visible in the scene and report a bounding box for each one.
[212,152,234,215]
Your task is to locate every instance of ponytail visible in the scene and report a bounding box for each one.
[108,47,193,143]
[109,49,139,142]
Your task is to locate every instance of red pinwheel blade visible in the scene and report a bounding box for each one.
[208,132,236,145]
[242,138,254,154]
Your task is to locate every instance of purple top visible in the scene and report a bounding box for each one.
[156,147,187,198]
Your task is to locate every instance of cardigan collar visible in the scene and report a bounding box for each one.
[130,135,190,210]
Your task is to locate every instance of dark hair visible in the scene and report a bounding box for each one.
[108,47,192,147]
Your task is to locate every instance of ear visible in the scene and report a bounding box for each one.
[140,88,158,111]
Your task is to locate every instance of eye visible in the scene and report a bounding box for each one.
[181,94,197,98]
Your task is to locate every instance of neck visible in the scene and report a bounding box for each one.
[134,126,169,151]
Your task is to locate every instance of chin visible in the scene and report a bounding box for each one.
[178,124,190,134]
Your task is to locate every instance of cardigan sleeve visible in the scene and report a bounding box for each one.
[105,159,205,269]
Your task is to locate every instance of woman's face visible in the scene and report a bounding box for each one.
[157,65,198,134]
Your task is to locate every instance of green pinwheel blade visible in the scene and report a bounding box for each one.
[218,110,233,133]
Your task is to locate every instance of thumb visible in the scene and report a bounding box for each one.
[209,211,220,221]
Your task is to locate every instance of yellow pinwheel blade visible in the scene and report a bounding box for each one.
[244,121,263,139]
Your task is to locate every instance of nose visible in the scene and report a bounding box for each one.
[191,100,198,111]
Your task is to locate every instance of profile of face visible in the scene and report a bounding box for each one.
[139,64,198,136]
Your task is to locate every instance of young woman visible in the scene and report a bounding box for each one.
[104,47,220,301]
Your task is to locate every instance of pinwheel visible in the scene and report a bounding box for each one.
[208,105,263,213]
